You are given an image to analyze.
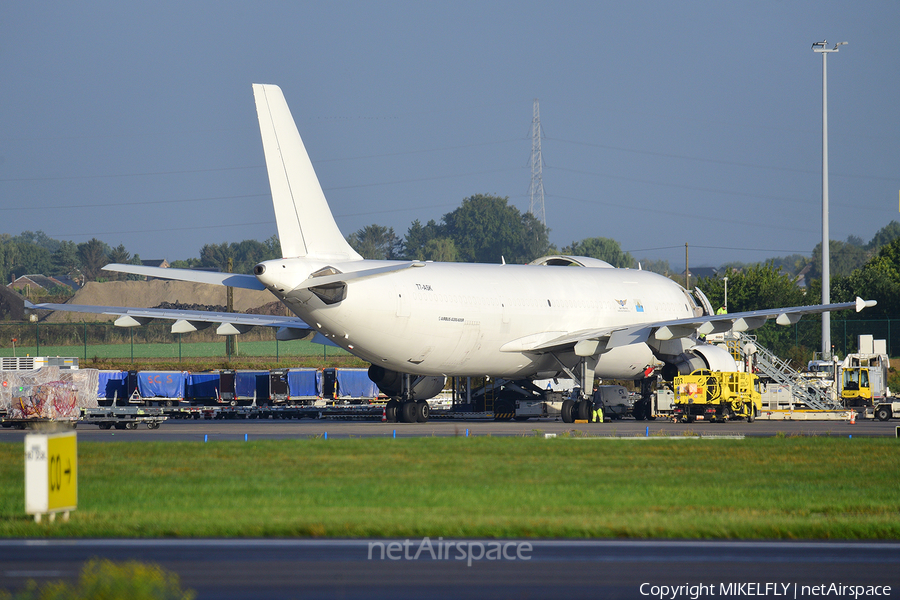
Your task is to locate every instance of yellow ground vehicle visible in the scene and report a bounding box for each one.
[673,370,761,423]
[840,336,898,420]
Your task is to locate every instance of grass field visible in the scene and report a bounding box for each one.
[0,437,898,539]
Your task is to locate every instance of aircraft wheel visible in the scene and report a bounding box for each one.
[576,400,592,421]
[415,400,429,423]
[385,399,399,423]
[561,399,574,423]
[400,401,417,423]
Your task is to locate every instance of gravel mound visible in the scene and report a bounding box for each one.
[45,280,276,322]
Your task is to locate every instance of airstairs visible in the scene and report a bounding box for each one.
[731,332,842,410]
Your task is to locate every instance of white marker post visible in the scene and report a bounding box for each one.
[25,431,77,523]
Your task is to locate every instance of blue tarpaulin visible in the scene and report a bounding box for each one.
[336,368,379,398]
[97,370,128,401]
[286,369,320,398]
[137,371,187,398]
[186,373,220,401]
[235,371,269,400]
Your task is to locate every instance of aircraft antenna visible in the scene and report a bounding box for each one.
[528,99,546,227]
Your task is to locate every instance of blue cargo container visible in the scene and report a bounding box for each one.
[137,371,187,399]
[335,368,379,399]
[235,370,270,401]
[286,368,320,399]
[186,372,220,403]
[97,370,128,404]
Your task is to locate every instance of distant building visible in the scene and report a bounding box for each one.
[141,259,170,269]
[0,285,26,321]
[9,275,76,295]
[138,259,170,281]
[794,264,813,289]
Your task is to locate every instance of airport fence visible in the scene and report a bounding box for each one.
[0,321,350,362]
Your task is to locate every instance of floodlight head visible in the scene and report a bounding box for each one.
[835,41,848,48]
[811,40,827,49]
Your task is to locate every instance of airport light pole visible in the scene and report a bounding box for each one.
[723,277,728,312]
[812,40,846,359]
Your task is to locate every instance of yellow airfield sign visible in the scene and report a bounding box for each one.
[25,431,77,521]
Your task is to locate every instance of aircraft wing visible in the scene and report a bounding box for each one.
[503,297,877,354]
[33,302,312,339]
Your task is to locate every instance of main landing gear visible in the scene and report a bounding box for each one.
[384,399,429,423]
[560,398,594,423]
[384,374,430,423]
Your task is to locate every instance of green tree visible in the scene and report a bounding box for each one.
[199,239,281,273]
[402,219,443,260]
[0,235,19,284]
[698,263,806,356]
[107,244,132,281]
[13,230,62,254]
[51,241,81,280]
[346,224,400,260]
[561,237,635,268]
[832,237,900,319]
[807,239,870,281]
[10,241,52,280]
[169,258,202,269]
[699,263,805,313]
[263,234,282,259]
[199,242,232,272]
[232,239,277,273]
[637,258,670,276]
[422,237,458,262]
[77,238,111,281]
[867,221,900,252]
[109,243,131,264]
[441,194,549,264]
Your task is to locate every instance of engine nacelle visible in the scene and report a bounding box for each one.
[367,365,446,400]
[660,342,738,381]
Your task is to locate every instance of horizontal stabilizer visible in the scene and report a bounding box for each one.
[290,261,426,294]
[102,264,265,290]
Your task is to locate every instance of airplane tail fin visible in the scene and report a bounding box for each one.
[253,84,363,261]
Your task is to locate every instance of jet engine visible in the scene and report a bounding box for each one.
[367,365,446,400]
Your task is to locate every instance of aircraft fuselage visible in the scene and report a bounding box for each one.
[256,258,695,379]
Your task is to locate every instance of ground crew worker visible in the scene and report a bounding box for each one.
[716,305,727,315]
[592,399,604,423]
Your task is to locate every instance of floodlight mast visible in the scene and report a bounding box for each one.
[812,40,847,359]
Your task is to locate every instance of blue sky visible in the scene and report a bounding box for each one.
[2,1,898,270]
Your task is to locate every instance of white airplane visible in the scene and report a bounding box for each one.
[38,84,876,423]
